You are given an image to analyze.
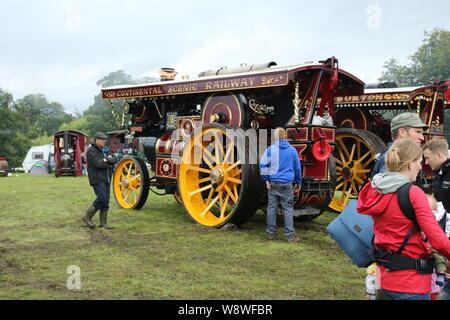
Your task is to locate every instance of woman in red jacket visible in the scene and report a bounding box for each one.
[357,138,450,300]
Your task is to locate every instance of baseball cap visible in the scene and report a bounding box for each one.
[390,112,429,132]
[94,132,107,140]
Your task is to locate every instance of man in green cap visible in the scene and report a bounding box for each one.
[371,112,429,177]
[368,112,428,300]
[82,132,116,229]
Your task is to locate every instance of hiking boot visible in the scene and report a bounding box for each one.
[99,210,114,229]
[82,205,98,229]
[268,234,276,240]
[287,236,300,243]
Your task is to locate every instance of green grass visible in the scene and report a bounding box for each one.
[0,174,366,300]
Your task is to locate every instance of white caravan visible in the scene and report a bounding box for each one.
[22,144,54,173]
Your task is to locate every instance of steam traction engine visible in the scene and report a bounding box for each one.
[101,57,365,228]
[54,130,89,177]
[330,80,449,212]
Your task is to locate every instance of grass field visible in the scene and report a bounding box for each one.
[0,173,366,300]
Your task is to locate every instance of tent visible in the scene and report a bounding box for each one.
[29,160,49,175]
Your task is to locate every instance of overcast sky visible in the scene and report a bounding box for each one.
[0,0,449,114]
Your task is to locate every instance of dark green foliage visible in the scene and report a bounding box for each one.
[0,89,32,167]
[379,29,450,86]
[82,70,157,135]
[379,28,450,140]
[0,70,156,168]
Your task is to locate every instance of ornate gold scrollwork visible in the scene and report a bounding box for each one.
[433,115,440,127]
[109,100,122,127]
[250,120,260,129]
[248,99,274,114]
[292,82,301,123]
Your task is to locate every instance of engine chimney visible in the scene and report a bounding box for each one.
[159,67,178,81]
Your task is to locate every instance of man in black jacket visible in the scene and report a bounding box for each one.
[422,138,450,300]
[82,132,116,229]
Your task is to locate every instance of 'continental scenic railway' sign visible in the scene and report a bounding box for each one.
[102,71,289,99]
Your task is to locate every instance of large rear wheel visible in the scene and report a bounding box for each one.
[328,128,386,213]
[113,156,150,210]
[178,124,262,228]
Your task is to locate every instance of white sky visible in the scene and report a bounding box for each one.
[0,0,449,114]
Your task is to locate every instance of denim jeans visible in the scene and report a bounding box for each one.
[381,289,430,300]
[266,182,295,239]
[439,277,450,300]
[92,183,111,211]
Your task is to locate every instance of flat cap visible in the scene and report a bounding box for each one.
[390,112,429,132]
[94,131,107,140]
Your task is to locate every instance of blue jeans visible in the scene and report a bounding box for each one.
[381,289,430,300]
[439,277,450,300]
[266,182,295,239]
[92,183,111,211]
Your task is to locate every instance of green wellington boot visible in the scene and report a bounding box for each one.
[99,210,114,229]
[82,205,98,229]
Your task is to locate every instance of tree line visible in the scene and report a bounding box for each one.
[0,28,448,168]
[0,70,157,168]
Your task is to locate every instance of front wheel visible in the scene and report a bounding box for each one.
[113,156,150,210]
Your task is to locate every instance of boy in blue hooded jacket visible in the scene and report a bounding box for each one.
[259,128,302,242]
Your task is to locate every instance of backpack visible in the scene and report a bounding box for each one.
[327,182,434,273]
[369,183,434,274]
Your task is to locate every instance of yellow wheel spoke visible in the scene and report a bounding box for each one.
[230,169,242,177]
[126,163,134,178]
[227,177,241,185]
[129,174,141,182]
[233,184,239,200]
[349,144,356,162]
[343,189,352,205]
[202,152,214,169]
[220,193,230,219]
[354,150,372,165]
[224,142,235,163]
[351,181,358,195]
[189,184,213,198]
[225,160,241,172]
[354,176,365,185]
[218,190,223,207]
[337,139,350,161]
[187,165,211,174]
[125,163,131,176]
[354,168,371,174]
[340,181,348,200]
[213,131,224,163]
[334,158,343,166]
[198,177,211,184]
[205,188,214,205]
[202,145,216,166]
[200,196,220,217]
[224,184,237,204]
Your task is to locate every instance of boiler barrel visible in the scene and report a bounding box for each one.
[198,62,277,77]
